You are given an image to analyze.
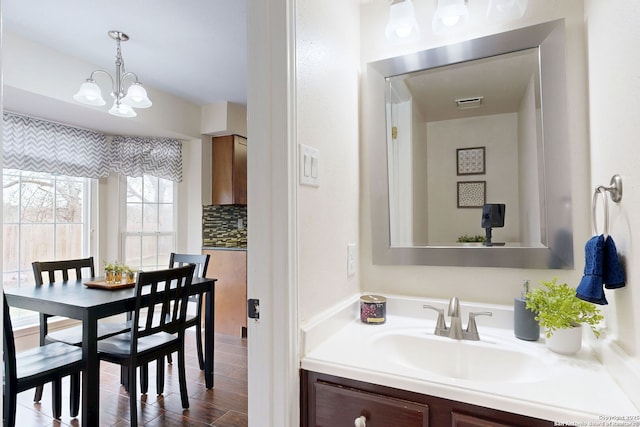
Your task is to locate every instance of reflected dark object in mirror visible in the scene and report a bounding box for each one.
[482,204,505,247]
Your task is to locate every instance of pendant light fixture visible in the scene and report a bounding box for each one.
[73,30,152,118]
[432,0,469,35]
[386,0,420,42]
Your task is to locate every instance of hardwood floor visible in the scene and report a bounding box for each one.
[13,332,248,426]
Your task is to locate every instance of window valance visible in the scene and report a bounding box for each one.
[110,136,183,182]
[2,113,184,182]
[2,112,110,178]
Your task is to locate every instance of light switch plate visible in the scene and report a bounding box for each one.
[299,144,320,187]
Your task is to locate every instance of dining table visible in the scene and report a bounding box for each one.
[4,275,217,427]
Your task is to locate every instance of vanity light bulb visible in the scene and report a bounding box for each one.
[442,15,461,27]
[395,25,414,38]
[386,0,420,41]
[497,0,516,12]
[487,0,528,20]
[433,0,469,34]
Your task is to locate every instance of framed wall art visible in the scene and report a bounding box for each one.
[457,146,485,175]
[457,181,486,208]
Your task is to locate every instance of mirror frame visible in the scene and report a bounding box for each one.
[368,19,573,268]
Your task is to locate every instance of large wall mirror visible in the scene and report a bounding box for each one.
[368,20,573,268]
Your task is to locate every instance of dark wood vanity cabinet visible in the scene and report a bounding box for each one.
[212,134,247,205]
[301,370,554,427]
[312,380,429,427]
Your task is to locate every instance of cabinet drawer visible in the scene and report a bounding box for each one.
[452,411,514,427]
[314,381,429,427]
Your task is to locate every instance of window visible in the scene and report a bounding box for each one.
[2,169,90,325]
[121,175,175,271]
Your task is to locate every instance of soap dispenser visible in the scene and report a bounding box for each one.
[514,280,540,341]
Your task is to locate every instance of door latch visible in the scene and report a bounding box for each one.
[248,298,260,319]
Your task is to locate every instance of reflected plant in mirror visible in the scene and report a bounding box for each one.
[368,20,573,268]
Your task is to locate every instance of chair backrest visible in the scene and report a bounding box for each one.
[130,264,196,352]
[3,293,18,388]
[169,253,210,279]
[32,257,95,285]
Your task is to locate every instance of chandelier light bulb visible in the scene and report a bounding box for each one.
[122,82,152,108]
[73,80,106,106]
[108,101,137,118]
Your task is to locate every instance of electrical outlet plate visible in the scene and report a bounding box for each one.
[299,144,319,187]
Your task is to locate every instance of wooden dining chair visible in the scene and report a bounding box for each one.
[167,252,210,369]
[97,264,195,427]
[3,293,83,426]
[121,253,210,395]
[32,257,128,404]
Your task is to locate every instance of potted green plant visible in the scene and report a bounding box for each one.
[456,234,486,244]
[112,261,123,283]
[123,265,135,284]
[104,261,116,284]
[525,278,603,354]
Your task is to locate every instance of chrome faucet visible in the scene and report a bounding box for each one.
[447,297,464,339]
[423,297,493,341]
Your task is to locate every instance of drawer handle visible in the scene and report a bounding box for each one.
[354,415,367,427]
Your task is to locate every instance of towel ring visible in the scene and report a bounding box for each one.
[592,186,609,238]
[605,174,623,203]
[591,175,622,238]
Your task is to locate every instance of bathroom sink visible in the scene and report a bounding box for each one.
[370,329,550,383]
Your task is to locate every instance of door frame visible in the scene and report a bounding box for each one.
[247,1,299,426]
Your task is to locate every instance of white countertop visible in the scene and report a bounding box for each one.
[300,294,640,423]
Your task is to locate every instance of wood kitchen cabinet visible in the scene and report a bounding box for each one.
[301,370,553,427]
[203,249,247,336]
[212,134,247,205]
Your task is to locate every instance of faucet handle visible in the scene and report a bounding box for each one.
[465,311,493,341]
[423,305,448,336]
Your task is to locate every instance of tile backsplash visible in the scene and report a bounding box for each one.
[202,205,247,248]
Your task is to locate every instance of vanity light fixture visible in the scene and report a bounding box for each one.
[386,0,421,42]
[486,0,527,20]
[73,30,152,118]
[432,0,469,35]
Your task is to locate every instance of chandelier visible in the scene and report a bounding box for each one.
[73,30,152,118]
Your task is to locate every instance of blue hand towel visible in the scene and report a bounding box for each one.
[576,235,608,305]
[603,235,625,289]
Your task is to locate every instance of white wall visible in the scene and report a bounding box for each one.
[359,0,590,305]
[388,100,414,245]
[412,97,429,245]
[426,113,519,245]
[296,0,361,325]
[518,76,543,245]
[585,0,640,359]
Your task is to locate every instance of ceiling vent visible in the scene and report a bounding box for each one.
[455,96,483,109]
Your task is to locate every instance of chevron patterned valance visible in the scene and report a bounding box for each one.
[110,136,183,182]
[2,113,184,182]
[2,112,110,178]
